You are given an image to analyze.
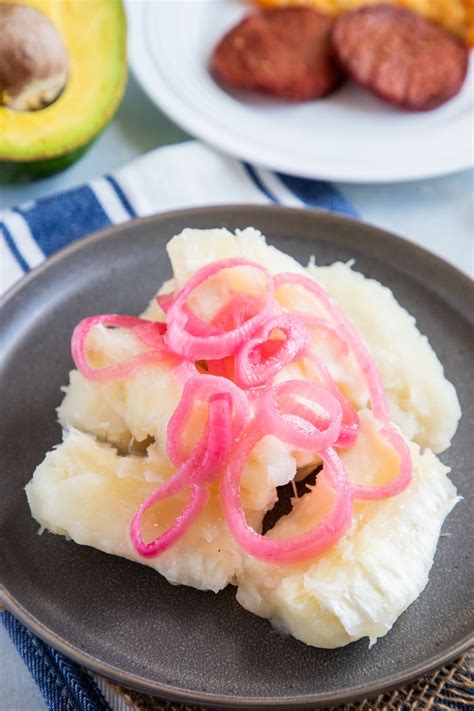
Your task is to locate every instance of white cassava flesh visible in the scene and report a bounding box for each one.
[26,429,240,592]
[236,411,459,648]
[27,228,461,647]
[26,428,292,592]
[309,262,460,453]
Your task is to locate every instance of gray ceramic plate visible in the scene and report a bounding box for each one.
[1,206,473,709]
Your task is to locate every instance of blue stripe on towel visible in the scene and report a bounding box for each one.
[2,611,112,711]
[242,162,279,204]
[276,173,358,217]
[105,175,137,218]
[14,186,112,258]
[1,221,29,273]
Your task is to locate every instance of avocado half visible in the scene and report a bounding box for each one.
[0,0,127,180]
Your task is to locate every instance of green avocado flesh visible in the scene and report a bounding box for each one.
[0,0,127,180]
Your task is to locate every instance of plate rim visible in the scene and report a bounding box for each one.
[125,0,474,184]
[2,591,473,709]
[1,204,473,708]
[1,205,473,312]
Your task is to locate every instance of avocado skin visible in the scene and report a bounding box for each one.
[0,144,93,183]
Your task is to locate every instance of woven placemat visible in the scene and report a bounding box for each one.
[106,648,473,711]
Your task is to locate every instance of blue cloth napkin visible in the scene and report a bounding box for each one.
[1,141,357,711]
[1,142,357,292]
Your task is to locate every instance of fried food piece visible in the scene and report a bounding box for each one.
[211,7,345,100]
[254,1,474,47]
[332,4,469,110]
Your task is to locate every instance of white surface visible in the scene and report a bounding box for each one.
[127,0,474,183]
[1,68,473,711]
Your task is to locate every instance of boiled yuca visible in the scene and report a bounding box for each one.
[236,412,458,648]
[310,262,460,453]
[27,428,296,591]
[27,228,461,648]
[61,229,460,458]
[58,325,182,455]
[150,229,461,452]
[26,429,242,592]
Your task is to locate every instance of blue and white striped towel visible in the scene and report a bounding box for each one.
[1,141,357,293]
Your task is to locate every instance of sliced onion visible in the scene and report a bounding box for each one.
[158,293,223,337]
[156,293,173,314]
[71,315,169,382]
[211,293,264,330]
[350,423,412,500]
[166,374,250,466]
[234,314,309,389]
[132,320,167,347]
[130,484,208,558]
[304,354,359,448]
[171,360,198,387]
[275,274,412,495]
[79,259,414,564]
[255,380,342,452]
[130,393,232,557]
[165,259,276,360]
[220,433,352,564]
[176,308,223,338]
[191,393,233,485]
[274,273,388,421]
[297,313,349,356]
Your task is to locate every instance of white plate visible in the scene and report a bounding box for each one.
[126,0,474,183]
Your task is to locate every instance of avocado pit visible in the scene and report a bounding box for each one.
[0,3,68,111]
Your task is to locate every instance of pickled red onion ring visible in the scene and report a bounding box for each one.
[156,293,173,314]
[171,360,198,387]
[191,393,234,485]
[133,321,167,347]
[182,314,223,338]
[164,292,266,340]
[71,315,169,382]
[130,393,232,557]
[211,293,265,330]
[146,393,233,499]
[234,314,309,389]
[158,292,224,337]
[165,259,275,360]
[304,354,359,447]
[273,274,411,498]
[220,434,352,564]
[131,483,208,558]
[167,374,249,466]
[74,256,414,565]
[255,380,342,452]
[350,422,412,500]
[274,273,388,421]
[297,314,349,356]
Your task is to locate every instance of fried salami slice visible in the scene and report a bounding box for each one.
[211,8,344,101]
[332,5,469,111]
